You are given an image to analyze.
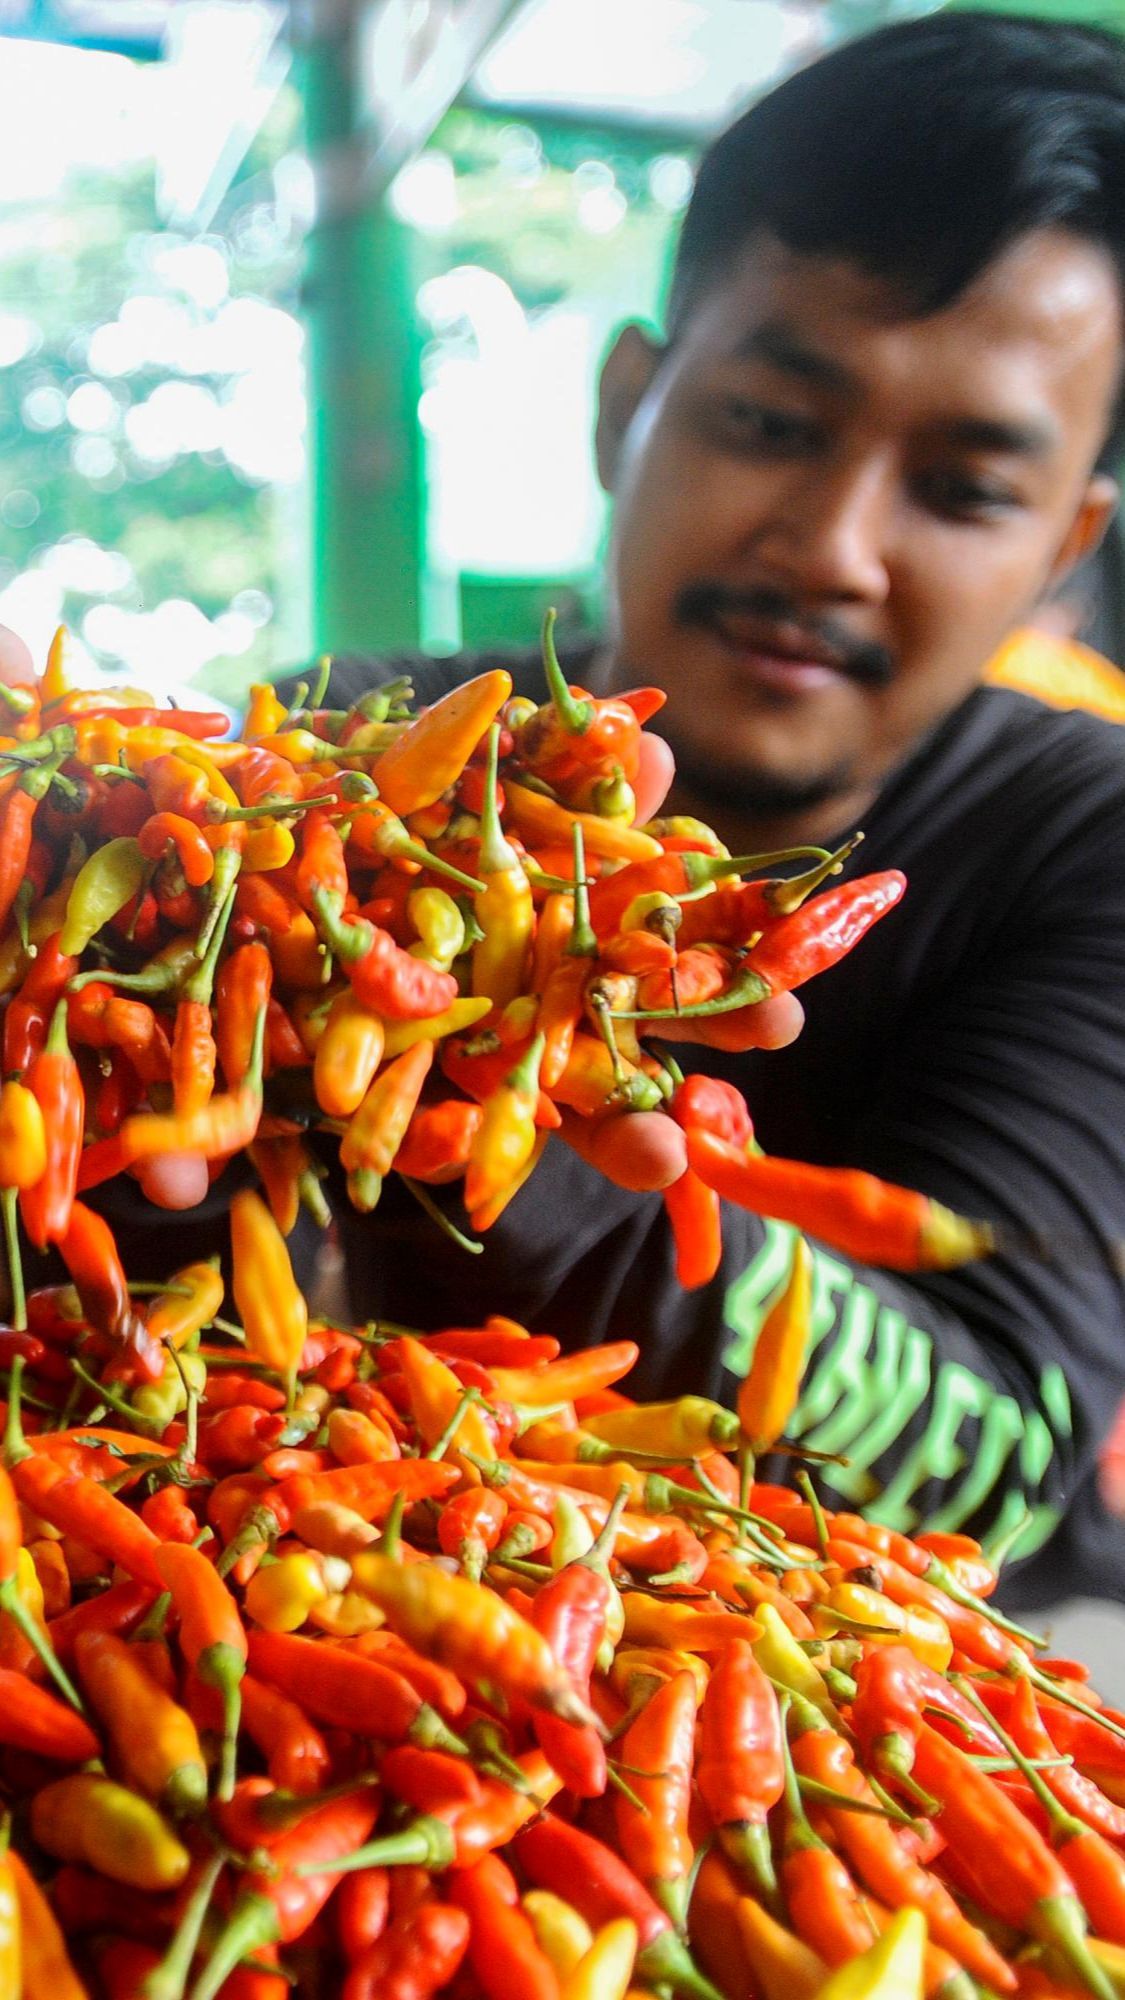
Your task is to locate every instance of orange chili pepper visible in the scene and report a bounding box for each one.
[370,668,512,816]
[339,1039,434,1211]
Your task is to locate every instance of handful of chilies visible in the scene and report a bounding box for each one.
[0,1206,1123,2000]
[0,616,998,1344]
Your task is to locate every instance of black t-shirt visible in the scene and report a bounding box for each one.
[100,647,1125,1606]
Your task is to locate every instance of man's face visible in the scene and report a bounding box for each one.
[598,228,1121,826]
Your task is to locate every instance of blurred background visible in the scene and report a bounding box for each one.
[0,0,1118,703]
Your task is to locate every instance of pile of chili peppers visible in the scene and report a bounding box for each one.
[0,1207,1122,2000]
[0,617,995,1325]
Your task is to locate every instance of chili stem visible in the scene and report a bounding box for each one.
[0,1190,26,1332]
[142,1851,225,2000]
[400,1177,484,1256]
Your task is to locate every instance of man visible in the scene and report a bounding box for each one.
[9,12,1125,1605]
[321,11,1125,1610]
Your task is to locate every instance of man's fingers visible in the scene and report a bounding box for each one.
[136,1151,211,1211]
[658,991,805,1053]
[558,1106,687,1191]
[632,731,676,825]
[0,623,35,688]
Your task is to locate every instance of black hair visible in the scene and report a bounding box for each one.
[667,12,1125,466]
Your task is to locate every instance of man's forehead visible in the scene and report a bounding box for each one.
[687,227,1123,429]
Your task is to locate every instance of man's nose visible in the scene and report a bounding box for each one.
[752,457,892,605]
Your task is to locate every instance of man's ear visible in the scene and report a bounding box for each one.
[595,324,664,493]
[1045,472,1119,591]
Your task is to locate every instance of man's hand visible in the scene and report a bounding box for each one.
[0,622,35,687]
[560,991,804,1193]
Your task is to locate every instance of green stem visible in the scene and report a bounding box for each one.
[299,1815,456,1877]
[194,844,242,961]
[426,1389,480,1462]
[186,1891,278,2000]
[3,1355,32,1466]
[142,1851,225,2000]
[566,820,598,958]
[400,1177,483,1255]
[0,1571,86,1712]
[1,1189,26,1332]
[541,605,594,733]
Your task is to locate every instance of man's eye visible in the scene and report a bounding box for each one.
[916,470,1018,520]
[717,399,820,451]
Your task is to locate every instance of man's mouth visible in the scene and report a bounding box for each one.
[678,585,895,692]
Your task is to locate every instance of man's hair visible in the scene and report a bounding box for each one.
[667,12,1125,465]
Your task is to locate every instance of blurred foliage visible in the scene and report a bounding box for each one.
[0,64,307,700]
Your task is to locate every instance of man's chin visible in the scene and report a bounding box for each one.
[665,738,860,821]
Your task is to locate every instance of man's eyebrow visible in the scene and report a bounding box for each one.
[731,321,858,393]
[937,415,1057,456]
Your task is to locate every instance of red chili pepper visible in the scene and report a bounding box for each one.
[140,1486,199,1544]
[669,1074,754,1147]
[514,1815,720,1998]
[296,808,349,912]
[1004,1678,1125,1846]
[789,1698,1016,1990]
[12,1455,166,1588]
[240,1671,331,1794]
[0,767,48,933]
[336,1867,391,1964]
[393,1099,484,1182]
[696,1640,785,1909]
[311,894,459,1020]
[138,809,215,887]
[0,1663,99,1761]
[379,1743,485,1815]
[437,1487,507,1580]
[529,1553,612,1798]
[449,1853,560,2000]
[689,1135,994,1273]
[343,1901,470,2000]
[46,1579,156,1666]
[851,1645,1000,1791]
[615,1667,700,1928]
[18,1002,84,1250]
[663,1169,724,1290]
[3,934,77,1074]
[245,1628,464,1751]
[56,1200,159,1377]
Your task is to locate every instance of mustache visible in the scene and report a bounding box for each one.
[677,583,896,690]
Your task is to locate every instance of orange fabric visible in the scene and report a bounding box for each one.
[985,627,1125,722]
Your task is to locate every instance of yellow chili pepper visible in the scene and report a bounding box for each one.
[314,989,386,1117]
[523,1890,594,1976]
[370,667,512,816]
[306,1588,385,1637]
[394,1335,496,1463]
[464,1032,545,1220]
[132,1346,207,1432]
[351,1554,597,1726]
[0,1081,46,1189]
[244,1551,350,1633]
[752,1602,840,1721]
[0,1835,19,2000]
[292,1500,380,1559]
[75,1628,207,1815]
[505,777,663,862]
[243,820,295,872]
[339,1040,434,1211]
[254,728,336,764]
[408,886,464,971]
[10,1848,89,2000]
[230,1187,308,1396]
[579,1395,740,1457]
[30,1773,191,1890]
[242,682,288,740]
[0,878,75,997]
[737,1235,813,1452]
[381,994,492,1058]
[733,1880,828,2000]
[146,1259,225,1350]
[40,625,72,702]
[620,1592,754,1655]
[610,1646,710,1705]
[562,1919,638,2000]
[472,724,534,1009]
[812,1909,926,2000]
[813,1581,953,1672]
[470,1128,549,1230]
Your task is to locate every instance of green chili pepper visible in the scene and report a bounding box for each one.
[59,838,148,958]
